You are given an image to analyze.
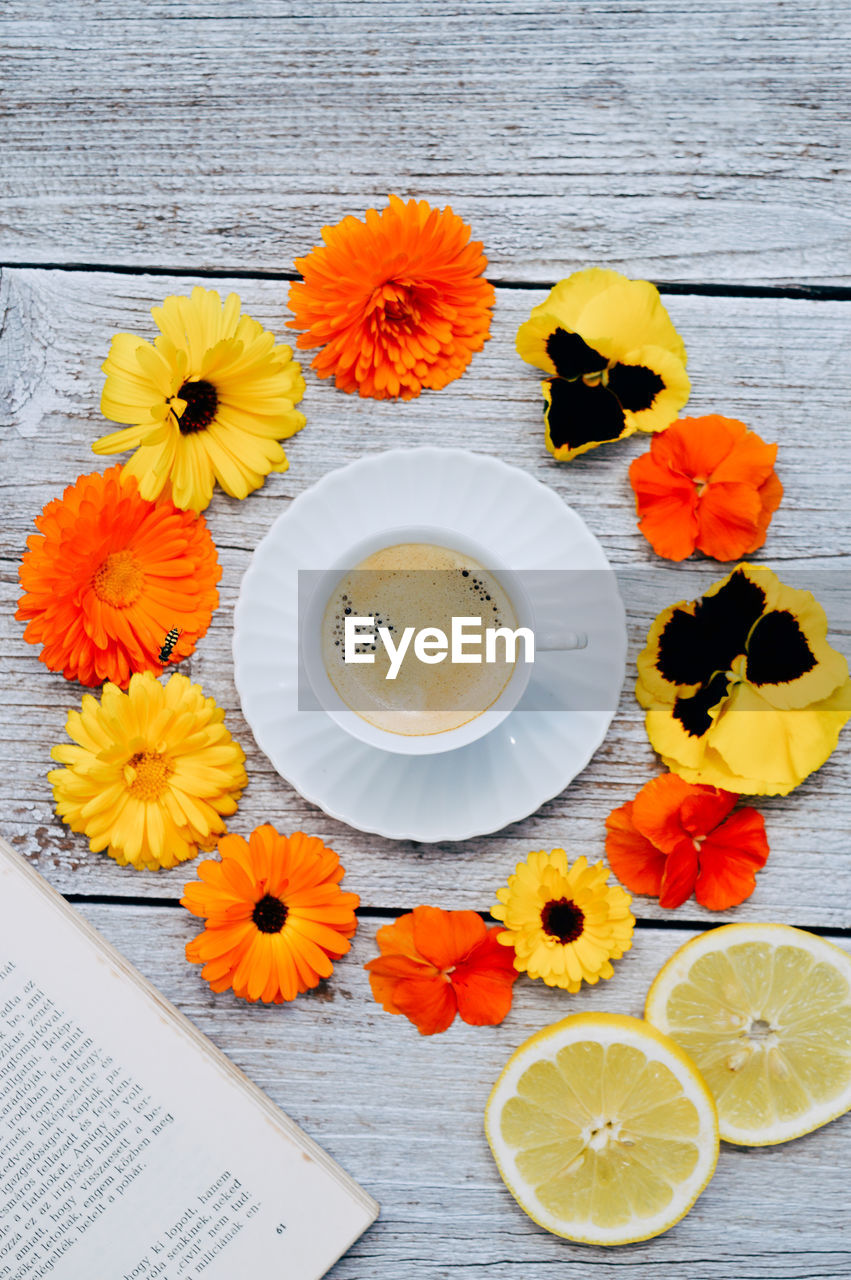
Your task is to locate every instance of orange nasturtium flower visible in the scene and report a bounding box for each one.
[629,415,783,562]
[365,906,518,1035]
[287,195,494,400]
[605,774,770,911]
[183,826,359,1004]
[17,466,220,687]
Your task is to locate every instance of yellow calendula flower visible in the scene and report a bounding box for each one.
[49,671,247,870]
[492,850,634,992]
[516,268,690,461]
[93,287,306,512]
[637,564,851,795]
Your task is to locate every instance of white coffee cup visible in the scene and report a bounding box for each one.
[299,525,586,756]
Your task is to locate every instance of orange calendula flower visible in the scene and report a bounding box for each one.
[629,416,783,562]
[606,774,770,911]
[365,906,518,1035]
[16,466,220,688]
[287,195,494,400]
[182,825,359,1004]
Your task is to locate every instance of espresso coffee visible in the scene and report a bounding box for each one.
[321,542,520,736]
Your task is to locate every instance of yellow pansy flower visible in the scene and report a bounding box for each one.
[637,564,851,795]
[516,269,690,461]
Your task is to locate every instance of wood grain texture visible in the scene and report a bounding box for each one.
[2,267,851,925]
[2,1,850,285]
[75,902,851,1279]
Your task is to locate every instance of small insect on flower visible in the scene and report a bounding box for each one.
[158,626,181,664]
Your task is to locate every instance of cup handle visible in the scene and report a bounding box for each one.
[534,628,588,652]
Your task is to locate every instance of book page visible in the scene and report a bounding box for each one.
[0,845,377,1280]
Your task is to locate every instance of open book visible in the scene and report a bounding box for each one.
[0,836,378,1279]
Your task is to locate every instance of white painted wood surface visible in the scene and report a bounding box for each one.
[2,1,850,285]
[2,4,851,1273]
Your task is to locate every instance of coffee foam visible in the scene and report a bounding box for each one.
[321,542,519,736]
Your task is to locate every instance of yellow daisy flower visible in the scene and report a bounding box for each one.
[49,671,247,870]
[516,268,690,461]
[636,564,851,795]
[492,850,634,992]
[93,287,306,512]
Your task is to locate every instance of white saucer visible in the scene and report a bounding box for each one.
[233,448,626,842]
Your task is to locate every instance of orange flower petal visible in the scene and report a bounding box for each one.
[607,773,769,912]
[17,465,220,688]
[658,842,700,909]
[182,825,357,1003]
[663,415,745,478]
[365,907,517,1034]
[630,452,699,561]
[629,416,782,564]
[710,425,777,487]
[753,470,784,545]
[695,481,763,561]
[604,801,669,896]
[630,773,700,853]
[389,974,458,1036]
[411,905,487,971]
[679,787,738,837]
[451,928,518,1027]
[287,195,493,401]
[694,808,769,910]
[366,969,406,1016]
[372,913,421,963]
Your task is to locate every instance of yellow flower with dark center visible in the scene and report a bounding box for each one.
[93,287,306,512]
[516,268,690,461]
[637,564,851,795]
[491,850,634,992]
[48,671,247,870]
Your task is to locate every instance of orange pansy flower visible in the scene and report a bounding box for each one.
[365,906,518,1035]
[17,466,220,687]
[629,415,783,561]
[605,774,769,911]
[183,826,359,1004]
[287,195,494,400]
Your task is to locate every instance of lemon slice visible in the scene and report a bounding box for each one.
[645,923,851,1146]
[484,1012,719,1245]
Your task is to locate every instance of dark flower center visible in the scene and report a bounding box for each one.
[659,571,767,688]
[385,295,413,322]
[541,897,585,944]
[746,609,816,685]
[656,569,818,739]
[176,379,218,433]
[542,326,667,451]
[252,894,288,934]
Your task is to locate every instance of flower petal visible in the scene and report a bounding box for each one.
[694,808,769,910]
[411,905,487,970]
[658,842,700,909]
[605,801,669,896]
[451,928,518,1027]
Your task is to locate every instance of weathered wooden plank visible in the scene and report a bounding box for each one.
[75,902,851,1279]
[1,1,850,285]
[2,268,851,924]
